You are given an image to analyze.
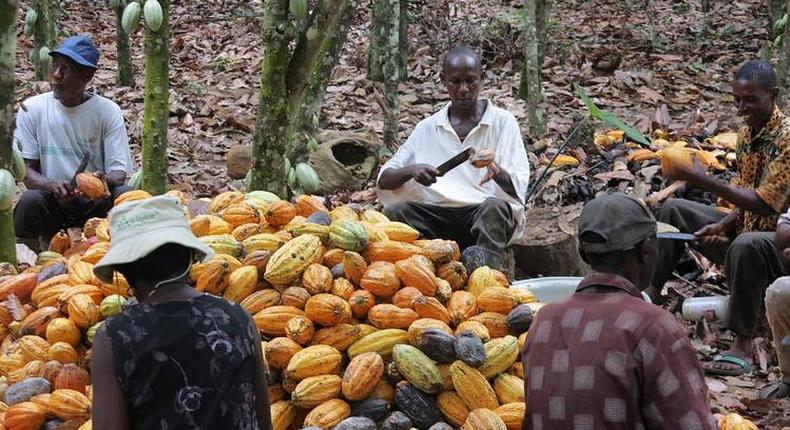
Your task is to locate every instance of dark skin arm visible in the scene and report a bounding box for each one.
[672,159,775,216]
[25,158,126,201]
[91,325,130,430]
[483,162,519,200]
[378,164,440,189]
[23,158,74,204]
[378,161,519,199]
[694,208,740,247]
[472,150,519,200]
[251,326,273,430]
[777,220,790,251]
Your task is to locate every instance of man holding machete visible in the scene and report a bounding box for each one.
[377,46,530,276]
[13,35,132,252]
[650,60,790,377]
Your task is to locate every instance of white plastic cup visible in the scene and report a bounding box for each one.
[682,295,730,321]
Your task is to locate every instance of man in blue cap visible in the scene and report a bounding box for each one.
[13,34,132,251]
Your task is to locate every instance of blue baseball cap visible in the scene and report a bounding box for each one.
[50,35,99,69]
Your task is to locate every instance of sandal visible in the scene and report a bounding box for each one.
[758,381,790,399]
[704,353,755,376]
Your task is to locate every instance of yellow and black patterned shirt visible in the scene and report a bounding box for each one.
[734,106,790,232]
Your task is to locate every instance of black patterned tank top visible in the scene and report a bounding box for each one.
[105,293,261,430]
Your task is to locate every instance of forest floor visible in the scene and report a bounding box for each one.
[11,0,790,427]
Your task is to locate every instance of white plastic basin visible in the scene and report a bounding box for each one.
[511,277,652,304]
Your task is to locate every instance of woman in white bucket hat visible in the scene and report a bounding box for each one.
[90,196,272,430]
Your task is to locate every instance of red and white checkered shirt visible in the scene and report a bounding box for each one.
[521,272,716,430]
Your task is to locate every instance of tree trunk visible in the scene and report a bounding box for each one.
[141,0,170,195]
[513,205,589,278]
[380,79,400,154]
[535,0,548,65]
[250,0,291,194]
[518,0,545,137]
[286,0,354,162]
[32,0,56,81]
[781,0,790,110]
[114,3,133,87]
[368,0,408,152]
[0,0,18,265]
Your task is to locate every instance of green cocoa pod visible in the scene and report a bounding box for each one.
[143,0,163,32]
[0,169,16,211]
[100,294,127,318]
[287,167,297,187]
[23,24,32,36]
[392,344,444,394]
[11,150,26,181]
[24,9,38,27]
[127,170,142,189]
[122,1,142,34]
[38,46,50,63]
[295,162,319,193]
[289,0,307,19]
[110,0,121,9]
[86,322,102,344]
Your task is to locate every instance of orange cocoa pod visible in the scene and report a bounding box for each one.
[412,296,451,325]
[48,231,71,254]
[359,261,400,298]
[305,294,352,327]
[294,195,328,217]
[367,304,418,329]
[348,290,376,320]
[54,363,90,394]
[265,201,297,227]
[75,172,109,200]
[281,287,311,309]
[392,287,423,309]
[342,251,367,286]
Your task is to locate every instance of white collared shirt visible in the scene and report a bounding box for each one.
[780,207,790,226]
[377,100,530,244]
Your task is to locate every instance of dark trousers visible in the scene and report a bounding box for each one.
[383,197,515,267]
[652,198,787,336]
[14,184,131,241]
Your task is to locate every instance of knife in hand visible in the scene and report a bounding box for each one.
[69,152,92,189]
[435,147,475,176]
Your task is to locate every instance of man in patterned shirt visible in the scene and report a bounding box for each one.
[649,60,789,376]
[522,193,715,430]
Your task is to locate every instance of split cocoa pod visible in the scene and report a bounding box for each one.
[660,146,692,179]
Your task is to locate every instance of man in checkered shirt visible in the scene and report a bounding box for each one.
[522,194,715,430]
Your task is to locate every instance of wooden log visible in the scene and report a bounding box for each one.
[512,204,589,278]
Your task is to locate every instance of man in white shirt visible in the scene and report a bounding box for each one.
[377,47,530,275]
[13,35,132,251]
[761,209,790,399]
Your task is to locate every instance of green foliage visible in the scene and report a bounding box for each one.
[575,84,651,147]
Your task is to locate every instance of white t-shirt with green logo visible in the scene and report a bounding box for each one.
[14,92,132,182]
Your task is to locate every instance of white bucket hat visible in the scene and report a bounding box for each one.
[93,195,214,283]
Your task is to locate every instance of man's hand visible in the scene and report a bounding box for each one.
[409,164,439,186]
[669,157,707,184]
[694,222,730,247]
[470,148,494,168]
[48,180,74,205]
[783,248,790,267]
